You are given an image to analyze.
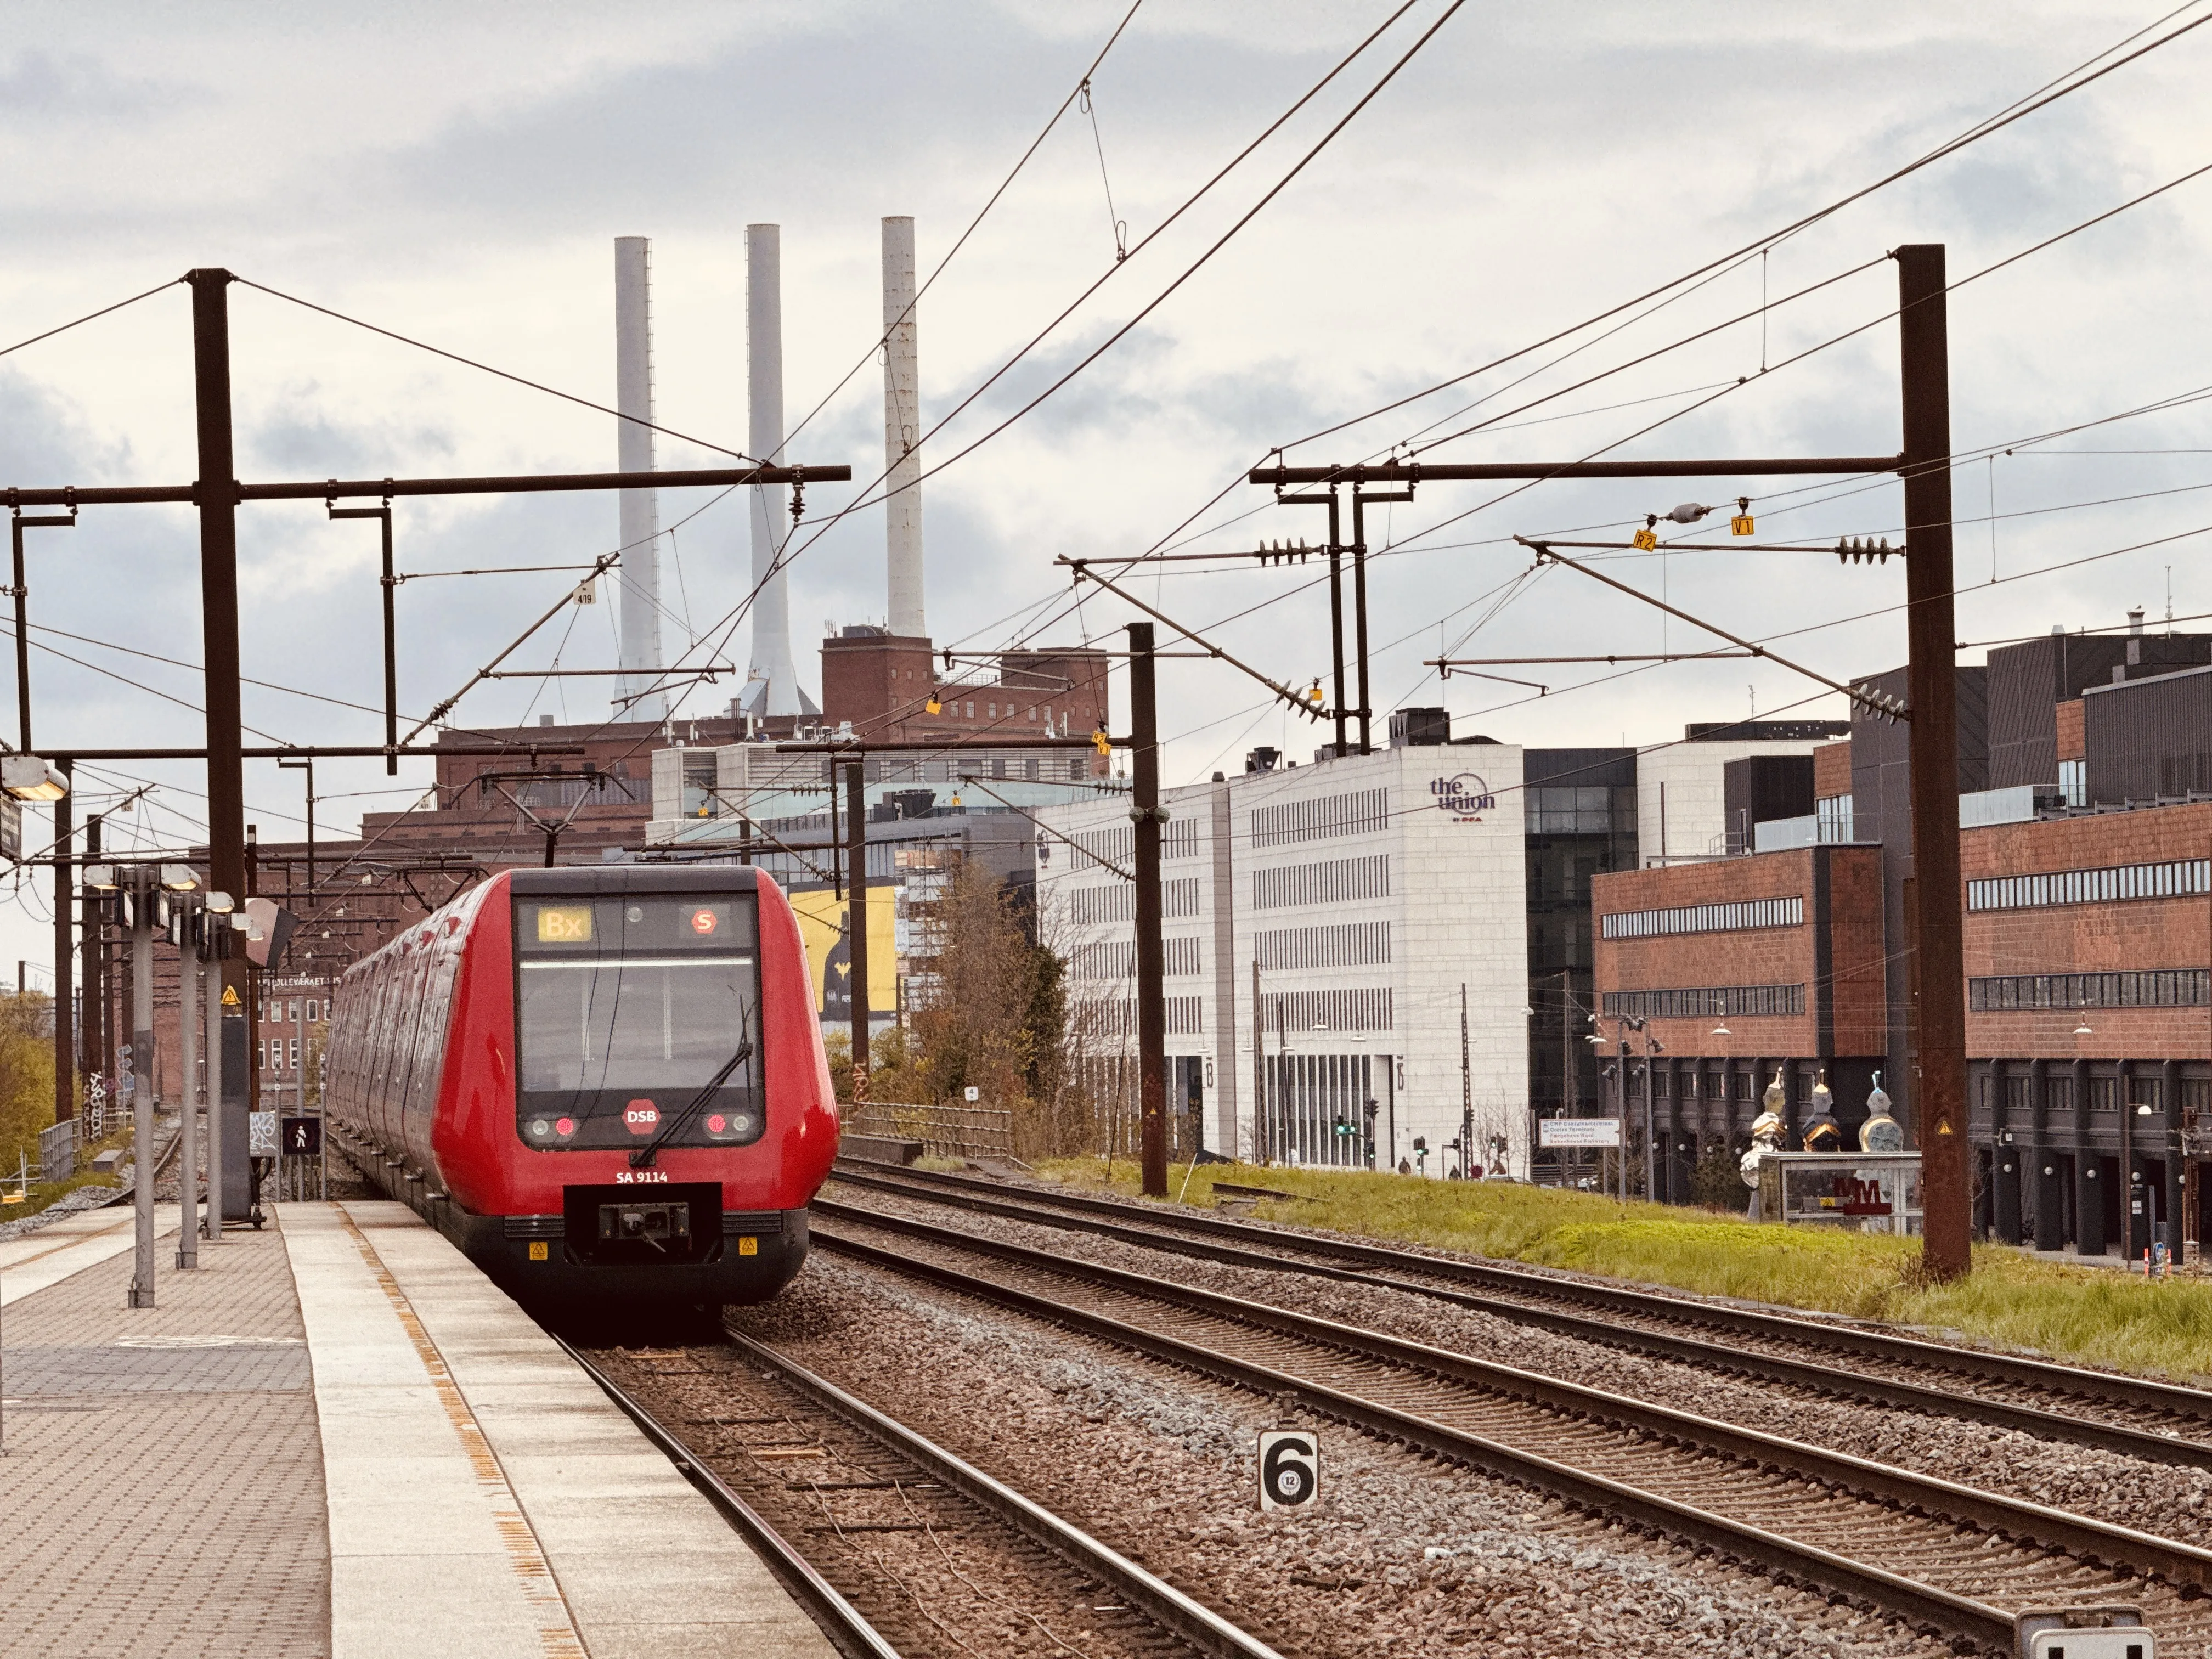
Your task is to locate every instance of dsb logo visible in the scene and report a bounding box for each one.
[1257,1430,1318,1511]
[624,1100,659,1135]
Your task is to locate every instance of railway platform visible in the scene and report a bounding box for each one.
[1,1198,836,1659]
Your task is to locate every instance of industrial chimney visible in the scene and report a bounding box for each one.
[613,236,665,723]
[742,223,812,717]
[882,216,926,639]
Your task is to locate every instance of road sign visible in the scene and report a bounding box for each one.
[1258,1430,1318,1511]
[1539,1117,1622,1149]
[280,1116,322,1158]
[248,1111,279,1157]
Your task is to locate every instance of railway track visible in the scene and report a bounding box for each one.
[831,1158,2212,1466]
[814,1196,2212,1657]
[567,1324,1287,1659]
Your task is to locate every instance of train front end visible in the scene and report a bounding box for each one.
[438,867,839,1311]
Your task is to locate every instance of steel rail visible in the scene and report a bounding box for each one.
[558,1338,903,1659]
[812,1219,2016,1653]
[821,1205,2212,1588]
[713,1324,1289,1659]
[838,1158,2212,1424]
[817,1176,2212,1468]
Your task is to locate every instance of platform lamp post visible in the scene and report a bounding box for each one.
[85,860,199,1308]
[173,889,236,1255]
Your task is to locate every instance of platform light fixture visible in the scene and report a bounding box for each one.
[82,864,117,890]
[0,755,66,801]
[160,864,198,891]
[1711,1023,1733,1037]
[2074,1018,2094,1036]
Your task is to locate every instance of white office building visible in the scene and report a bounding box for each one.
[1035,740,1529,1176]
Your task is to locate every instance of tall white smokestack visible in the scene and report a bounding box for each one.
[613,235,665,723]
[744,224,808,716]
[882,216,926,639]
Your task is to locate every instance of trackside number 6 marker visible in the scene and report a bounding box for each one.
[1258,1430,1318,1511]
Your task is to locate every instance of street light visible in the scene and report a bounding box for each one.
[1,754,67,801]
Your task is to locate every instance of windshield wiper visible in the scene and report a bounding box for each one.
[629,1032,755,1169]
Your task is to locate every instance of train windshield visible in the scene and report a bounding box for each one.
[513,893,764,1152]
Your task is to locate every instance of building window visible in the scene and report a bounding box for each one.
[1602,984,1805,1019]
[257,1040,266,1071]
[2090,1077,2119,1111]
[1062,878,1200,926]
[1259,986,1393,1034]
[1968,969,2209,1011]
[2058,759,2086,808]
[306,1000,319,1023]
[1251,855,1391,910]
[289,1038,300,1070]
[1816,794,1854,842]
[1966,856,2210,912]
[1256,921,1391,971]
[1600,895,1802,940]
[1250,787,1389,849]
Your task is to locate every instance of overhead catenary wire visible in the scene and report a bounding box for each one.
[1035,0,2212,655]
[772,0,1148,463]
[1279,0,2212,459]
[663,0,1441,698]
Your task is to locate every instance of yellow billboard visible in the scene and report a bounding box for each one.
[789,887,898,1018]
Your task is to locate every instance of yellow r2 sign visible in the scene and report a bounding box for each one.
[1730,514,1755,536]
[1630,528,1658,551]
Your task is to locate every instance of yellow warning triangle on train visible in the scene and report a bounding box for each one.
[1936,1120,1954,1134]
[221,986,241,1006]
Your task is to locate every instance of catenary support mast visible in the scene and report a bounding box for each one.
[1897,244,1970,1280]
[1130,623,1167,1197]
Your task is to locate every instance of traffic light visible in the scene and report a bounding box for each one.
[1333,1116,1355,1138]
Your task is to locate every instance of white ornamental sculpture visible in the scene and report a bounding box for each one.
[1860,1073,1905,1152]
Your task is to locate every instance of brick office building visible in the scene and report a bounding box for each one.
[1590,844,1887,1200]
[1966,788,2212,1262]
[1593,618,2212,1259]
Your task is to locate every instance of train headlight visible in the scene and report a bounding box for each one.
[529,1119,551,1140]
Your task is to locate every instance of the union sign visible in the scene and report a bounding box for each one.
[1430,772,1495,820]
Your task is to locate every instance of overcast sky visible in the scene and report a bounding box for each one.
[1,0,2208,979]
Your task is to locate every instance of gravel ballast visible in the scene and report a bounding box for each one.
[736,1251,1955,1659]
[829,1182,2212,1548]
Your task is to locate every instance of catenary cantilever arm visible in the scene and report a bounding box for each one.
[1515,537,1908,723]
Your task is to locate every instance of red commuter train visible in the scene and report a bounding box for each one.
[323,866,840,1311]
